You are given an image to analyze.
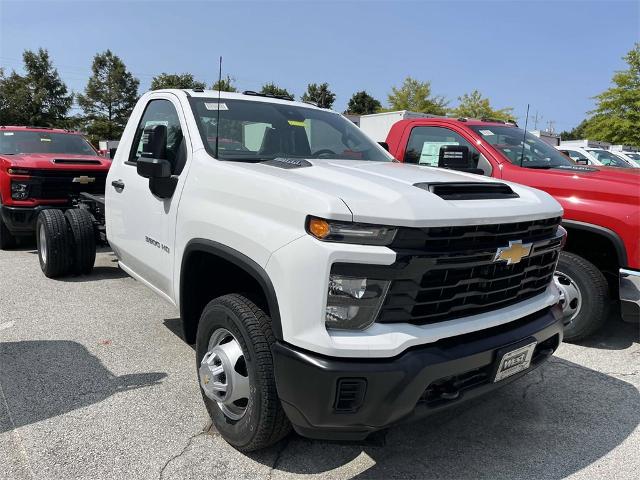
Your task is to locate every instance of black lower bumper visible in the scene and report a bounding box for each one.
[0,205,58,235]
[273,305,564,441]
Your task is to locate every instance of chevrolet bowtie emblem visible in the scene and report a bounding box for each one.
[72,176,96,184]
[494,240,532,265]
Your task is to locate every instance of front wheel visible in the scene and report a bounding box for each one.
[195,294,290,451]
[554,251,609,341]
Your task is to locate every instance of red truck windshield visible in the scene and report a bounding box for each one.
[0,130,97,156]
[470,125,574,169]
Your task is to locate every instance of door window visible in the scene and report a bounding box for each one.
[129,99,186,174]
[404,126,491,174]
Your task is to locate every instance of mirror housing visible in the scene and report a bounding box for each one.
[109,147,117,159]
[378,141,389,151]
[137,157,172,179]
[438,145,484,175]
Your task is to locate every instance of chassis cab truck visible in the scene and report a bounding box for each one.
[37,90,566,451]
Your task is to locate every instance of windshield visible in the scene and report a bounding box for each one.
[0,130,97,156]
[189,98,391,162]
[470,125,574,169]
[587,149,632,168]
[625,152,640,161]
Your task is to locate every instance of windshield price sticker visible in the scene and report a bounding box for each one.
[205,102,228,111]
[479,129,494,136]
[3,132,14,136]
[287,120,306,127]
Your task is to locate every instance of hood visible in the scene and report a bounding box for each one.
[521,165,640,207]
[0,153,111,171]
[248,159,562,227]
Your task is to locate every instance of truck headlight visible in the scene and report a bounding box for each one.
[325,275,390,330]
[307,216,397,246]
[11,182,30,200]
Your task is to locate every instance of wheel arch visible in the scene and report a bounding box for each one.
[179,239,282,344]
[562,220,627,268]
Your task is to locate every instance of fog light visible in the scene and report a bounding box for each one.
[11,182,30,200]
[325,275,390,330]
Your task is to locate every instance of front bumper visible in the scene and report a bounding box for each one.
[273,305,564,441]
[0,205,59,235]
[620,268,640,323]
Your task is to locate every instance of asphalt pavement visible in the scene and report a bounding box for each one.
[1,246,639,480]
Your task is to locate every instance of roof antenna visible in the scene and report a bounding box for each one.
[215,56,222,159]
[519,103,530,167]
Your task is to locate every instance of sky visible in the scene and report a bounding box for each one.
[0,0,638,132]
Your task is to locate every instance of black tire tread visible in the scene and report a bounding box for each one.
[65,208,96,275]
[200,294,291,451]
[37,209,71,278]
[557,251,609,341]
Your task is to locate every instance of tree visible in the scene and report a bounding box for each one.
[301,83,335,108]
[559,119,592,141]
[345,90,381,115]
[260,82,293,99]
[583,43,640,145]
[150,73,206,90]
[77,50,140,141]
[211,75,237,92]
[0,48,73,126]
[449,90,514,121]
[387,77,448,115]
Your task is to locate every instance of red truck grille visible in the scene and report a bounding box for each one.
[26,170,107,200]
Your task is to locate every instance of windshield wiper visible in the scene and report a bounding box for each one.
[525,165,555,169]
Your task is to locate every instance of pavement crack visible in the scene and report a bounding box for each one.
[158,430,206,480]
[521,368,545,400]
[268,436,292,479]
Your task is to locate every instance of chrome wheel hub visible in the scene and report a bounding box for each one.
[554,271,582,322]
[199,328,249,420]
[39,224,47,265]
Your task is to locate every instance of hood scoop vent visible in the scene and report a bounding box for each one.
[415,182,519,200]
[261,157,312,169]
[53,158,102,165]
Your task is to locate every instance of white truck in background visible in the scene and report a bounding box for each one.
[557,140,634,168]
[34,89,567,452]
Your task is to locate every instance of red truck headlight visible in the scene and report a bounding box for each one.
[11,181,31,200]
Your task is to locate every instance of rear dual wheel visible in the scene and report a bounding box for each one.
[36,208,96,278]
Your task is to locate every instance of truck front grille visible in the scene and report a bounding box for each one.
[27,170,107,200]
[378,217,563,325]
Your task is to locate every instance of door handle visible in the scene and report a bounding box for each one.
[111,180,125,190]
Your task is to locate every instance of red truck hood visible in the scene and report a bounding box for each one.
[0,153,111,171]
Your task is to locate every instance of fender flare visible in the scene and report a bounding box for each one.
[562,219,627,266]
[180,238,283,340]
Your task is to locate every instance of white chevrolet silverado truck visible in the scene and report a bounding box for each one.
[36,89,567,451]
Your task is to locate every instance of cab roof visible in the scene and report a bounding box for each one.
[0,125,83,135]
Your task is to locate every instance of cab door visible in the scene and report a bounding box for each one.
[106,94,191,301]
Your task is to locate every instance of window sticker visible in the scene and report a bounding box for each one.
[420,141,459,166]
[40,137,52,142]
[205,102,228,111]
[3,132,14,136]
[287,120,306,127]
[479,129,494,136]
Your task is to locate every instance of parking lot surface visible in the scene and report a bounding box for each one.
[1,247,639,480]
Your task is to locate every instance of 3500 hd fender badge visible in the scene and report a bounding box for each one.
[145,236,170,254]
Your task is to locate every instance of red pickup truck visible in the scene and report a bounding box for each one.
[0,126,111,248]
[383,118,640,340]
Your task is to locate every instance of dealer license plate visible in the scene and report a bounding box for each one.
[493,341,537,382]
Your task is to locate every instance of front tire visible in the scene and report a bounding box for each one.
[195,294,290,451]
[555,251,609,341]
[36,209,72,278]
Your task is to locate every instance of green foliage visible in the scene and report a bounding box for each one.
[346,90,381,115]
[387,77,448,115]
[77,50,139,141]
[212,75,237,92]
[559,119,592,141]
[150,73,206,90]
[0,49,73,126]
[583,43,640,145]
[449,90,514,121]
[260,82,294,99]
[301,83,336,108]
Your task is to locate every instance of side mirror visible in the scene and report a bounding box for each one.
[137,157,172,178]
[109,147,117,159]
[439,145,471,170]
[378,141,389,151]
